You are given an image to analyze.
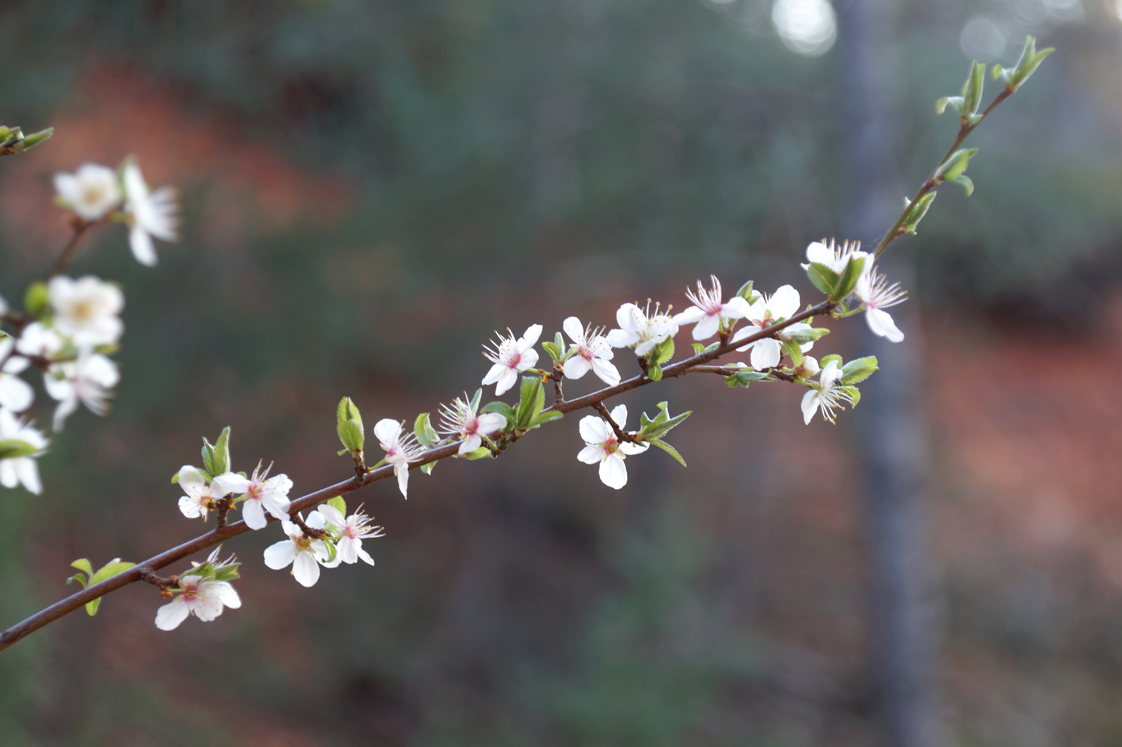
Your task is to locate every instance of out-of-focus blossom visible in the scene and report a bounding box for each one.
[54,164,122,221]
[0,409,47,494]
[44,352,119,432]
[855,267,906,343]
[48,275,123,347]
[123,162,178,267]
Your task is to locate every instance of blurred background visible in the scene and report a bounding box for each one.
[1,0,1121,745]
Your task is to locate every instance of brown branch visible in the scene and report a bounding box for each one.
[48,218,104,279]
[0,300,833,653]
[593,401,636,443]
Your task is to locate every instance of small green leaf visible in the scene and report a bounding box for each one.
[328,496,347,515]
[542,341,562,364]
[935,147,978,183]
[91,560,136,585]
[533,410,564,427]
[212,427,231,476]
[637,403,691,439]
[516,376,545,430]
[646,363,663,382]
[469,389,483,413]
[782,339,803,366]
[725,369,772,388]
[0,439,41,460]
[840,356,879,385]
[650,337,675,366]
[902,192,937,234]
[337,397,363,430]
[66,572,89,589]
[949,174,974,196]
[806,263,840,297]
[692,343,706,355]
[820,354,843,368]
[832,255,866,302]
[647,438,687,468]
[414,412,438,447]
[338,420,365,453]
[70,558,94,579]
[421,462,437,475]
[962,61,985,117]
[935,95,963,116]
[736,280,757,302]
[200,441,215,475]
[84,599,102,616]
[24,282,50,318]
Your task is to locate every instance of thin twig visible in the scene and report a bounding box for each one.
[593,401,635,443]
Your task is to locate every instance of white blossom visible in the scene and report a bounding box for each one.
[176,465,233,520]
[263,512,339,587]
[802,239,870,275]
[801,360,855,425]
[374,419,421,498]
[317,504,384,566]
[730,284,802,370]
[0,338,34,413]
[438,395,506,455]
[562,316,620,385]
[0,409,46,494]
[123,162,178,267]
[576,404,648,490]
[672,276,752,341]
[854,267,906,343]
[43,352,119,432]
[606,302,678,356]
[215,462,293,530]
[154,559,241,631]
[48,275,123,347]
[54,163,122,221]
[15,323,64,360]
[482,324,542,396]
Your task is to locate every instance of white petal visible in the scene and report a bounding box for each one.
[292,552,321,587]
[562,316,585,344]
[598,453,628,490]
[481,362,506,386]
[242,499,267,530]
[494,368,518,396]
[578,445,605,464]
[805,241,833,265]
[619,441,649,456]
[563,356,591,380]
[0,460,16,488]
[337,538,359,564]
[213,473,249,495]
[801,390,820,425]
[52,396,79,433]
[16,458,41,495]
[395,462,410,499]
[609,404,627,428]
[178,494,204,519]
[262,494,292,521]
[578,414,611,444]
[129,224,158,266]
[672,307,705,325]
[692,314,720,341]
[155,598,191,631]
[606,329,638,348]
[750,339,781,370]
[590,358,621,386]
[356,547,376,566]
[517,349,539,370]
[521,324,543,347]
[317,504,346,529]
[769,285,800,319]
[722,296,751,319]
[263,540,297,570]
[866,308,904,342]
[0,376,34,412]
[476,412,507,435]
[373,419,403,448]
[213,581,241,609]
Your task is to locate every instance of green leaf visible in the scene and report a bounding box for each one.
[902,192,937,234]
[469,388,483,413]
[935,147,978,183]
[0,439,41,460]
[806,263,840,296]
[781,339,803,366]
[840,356,879,385]
[213,427,231,475]
[24,282,50,318]
[995,36,1054,91]
[647,438,687,468]
[85,599,102,616]
[421,462,437,475]
[841,386,861,407]
[200,441,215,475]
[328,496,347,515]
[637,402,691,439]
[69,558,94,579]
[735,280,757,302]
[515,376,545,430]
[336,397,363,430]
[91,560,136,585]
[692,343,706,355]
[338,420,365,453]
[820,354,843,368]
[949,174,974,196]
[963,61,986,116]
[832,254,866,302]
[935,95,963,116]
[414,412,438,447]
[650,337,675,366]
[646,363,663,382]
[66,572,88,589]
[324,540,337,564]
[532,410,564,427]
[725,369,772,388]
[542,341,562,364]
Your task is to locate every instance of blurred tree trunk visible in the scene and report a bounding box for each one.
[835,2,945,746]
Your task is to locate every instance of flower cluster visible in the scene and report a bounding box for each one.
[0,159,178,496]
[264,502,384,587]
[154,548,242,631]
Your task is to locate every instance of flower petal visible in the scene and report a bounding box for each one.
[263,540,297,570]
[292,552,321,587]
[598,453,628,489]
[155,598,191,631]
